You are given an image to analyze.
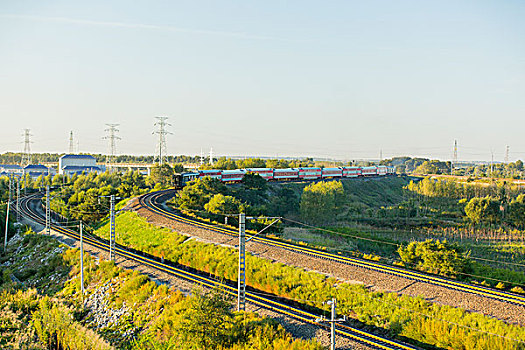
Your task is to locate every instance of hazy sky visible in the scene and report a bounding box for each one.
[1,1,524,161]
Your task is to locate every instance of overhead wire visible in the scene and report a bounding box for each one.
[172,204,525,271]
[21,191,525,346]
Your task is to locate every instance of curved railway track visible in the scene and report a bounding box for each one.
[16,193,419,350]
[140,189,525,307]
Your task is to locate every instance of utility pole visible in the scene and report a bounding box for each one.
[80,221,85,304]
[109,194,116,262]
[8,174,12,204]
[490,150,494,177]
[45,185,50,234]
[16,178,20,227]
[4,175,13,253]
[236,214,281,312]
[103,124,121,173]
[379,149,383,163]
[153,117,172,166]
[237,213,246,312]
[200,148,204,167]
[69,131,75,154]
[21,129,32,166]
[316,298,346,350]
[4,199,10,254]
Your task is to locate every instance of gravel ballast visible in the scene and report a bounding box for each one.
[20,204,378,350]
[132,197,525,326]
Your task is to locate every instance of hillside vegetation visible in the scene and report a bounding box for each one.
[96,211,525,350]
[169,176,525,290]
[0,231,322,350]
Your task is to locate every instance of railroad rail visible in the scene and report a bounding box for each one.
[17,193,419,350]
[140,189,525,307]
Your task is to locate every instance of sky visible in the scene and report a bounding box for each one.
[0,1,524,162]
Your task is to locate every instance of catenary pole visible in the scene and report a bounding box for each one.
[109,194,115,261]
[45,185,50,234]
[80,221,84,304]
[4,200,10,254]
[315,298,346,350]
[330,299,336,350]
[237,213,246,311]
[16,178,20,228]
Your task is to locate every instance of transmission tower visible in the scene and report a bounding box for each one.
[452,140,458,175]
[490,150,494,176]
[103,124,121,172]
[379,149,383,162]
[505,145,510,164]
[68,131,75,154]
[153,117,172,165]
[209,147,214,165]
[20,129,32,166]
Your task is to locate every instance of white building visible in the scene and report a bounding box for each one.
[0,164,23,177]
[23,164,52,178]
[58,154,102,175]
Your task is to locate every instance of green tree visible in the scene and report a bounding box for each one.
[267,188,299,216]
[176,177,228,211]
[236,158,267,169]
[201,157,237,170]
[175,289,233,349]
[464,196,501,225]
[205,193,244,215]
[300,181,344,224]
[265,159,290,169]
[236,173,268,206]
[172,163,185,173]
[241,173,268,192]
[507,194,525,228]
[398,239,470,277]
[149,163,177,188]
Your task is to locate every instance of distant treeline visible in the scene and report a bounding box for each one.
[1,152,379,168]
[0,152,201,164]
[381,156,525,178]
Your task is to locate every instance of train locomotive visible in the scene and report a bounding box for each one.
[179,165,395,186]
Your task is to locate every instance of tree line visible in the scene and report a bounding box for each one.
[406,177,525,228]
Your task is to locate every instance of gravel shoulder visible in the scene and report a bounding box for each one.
[19,204,377,350]
[132,197,525,326]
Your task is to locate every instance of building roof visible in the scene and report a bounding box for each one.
[60,154,96,160]
[24,164,48,170]
[0,164,23,170]
[62,165,101,171]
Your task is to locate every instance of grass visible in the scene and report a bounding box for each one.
[0,230,323,350]
[94,211,525,350]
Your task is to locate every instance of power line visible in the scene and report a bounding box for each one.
[173,206,525,272]
[153,116,172,165]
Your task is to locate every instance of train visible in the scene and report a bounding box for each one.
[179,165,395,186]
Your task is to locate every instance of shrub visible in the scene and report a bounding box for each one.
[398,239,471,277]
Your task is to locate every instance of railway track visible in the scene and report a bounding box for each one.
[17,193,419,350]
[140,189,525,307]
